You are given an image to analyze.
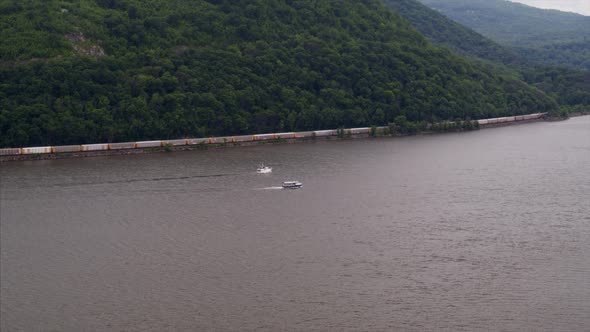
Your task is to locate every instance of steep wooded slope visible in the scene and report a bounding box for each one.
[383,0,522,66]
[0,0,556,147]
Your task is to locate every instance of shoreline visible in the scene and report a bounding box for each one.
[1,135,354,162]
[1,113,574,162]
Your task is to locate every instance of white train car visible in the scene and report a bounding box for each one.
[0,148,20,156]
[187,138,209,145]
[163,139,188,146]
[294,131,314,138]
[21,146,52,154]
[136,141,162,148]
[231,135,255,142]
[349,127,370,135]
[253,133,278,141]
[524,113,544,120]
[218,137,236,143]
[276,132,296,139]
[109,142,136,150]
[81,144,109,151]
[313,129,337,137]
[207,136,229,144]
[53,145,82,153]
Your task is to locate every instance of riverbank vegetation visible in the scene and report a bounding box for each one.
[0,0,561,148]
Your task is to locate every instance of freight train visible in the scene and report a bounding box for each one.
[0,113,545,156]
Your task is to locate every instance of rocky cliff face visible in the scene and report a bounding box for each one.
[65,32,105,57]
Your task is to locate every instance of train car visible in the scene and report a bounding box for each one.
[187,138,209,145]
[276,132,296,139]
[218,137,236,143]
[108,142,136,150]
[294,131,314,138]
[53,145,82,153]
[0,148,20,156]
[313,129,337,137]
[349,127,370,135]
[81,144,109,152]
[206,137,234,144]
[232,135,255,142]
[136,141,162,148]
[253,133,278,141]
[524,113,542,120]
[21,147,52,154]
[515,115,525,121]
[163,139,188,146]
[477,119,489,126]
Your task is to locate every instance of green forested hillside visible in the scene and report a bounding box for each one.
[522,66,590,106]
[418,0,590,70]
[0,0,557,147]
[385,0,590,110]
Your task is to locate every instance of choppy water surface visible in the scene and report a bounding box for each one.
[2,117,589,331]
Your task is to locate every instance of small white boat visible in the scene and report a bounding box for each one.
[256,164,272,174]
[282,181,303,189]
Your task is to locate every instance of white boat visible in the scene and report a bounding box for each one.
[256,164,272,174]
[282,181,303,189]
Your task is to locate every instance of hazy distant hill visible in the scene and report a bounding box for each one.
[418,0,590,46]
[387,0,590,108]
[383,0,522,67]
[0,0,557,147]
[418,0,590,70]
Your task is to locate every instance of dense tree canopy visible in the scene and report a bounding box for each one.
[0,0,558,147]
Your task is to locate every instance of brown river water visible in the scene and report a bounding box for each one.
[1,116,589,331]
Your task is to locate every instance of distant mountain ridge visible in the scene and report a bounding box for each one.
[386,0,590,109]
[417,0,590,70]
[382,0,522,67]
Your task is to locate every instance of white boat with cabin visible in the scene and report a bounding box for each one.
[282,181,303,189]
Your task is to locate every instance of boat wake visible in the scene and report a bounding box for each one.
[258,186,284,190]
[47,174,236,188]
